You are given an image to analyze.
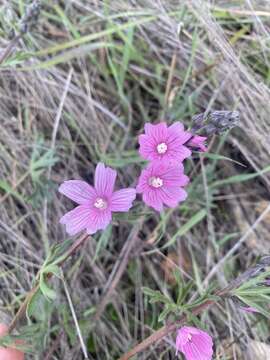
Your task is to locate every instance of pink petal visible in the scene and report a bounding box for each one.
[111,188,136,212]
[138,134,156,160]
[193,334,213,357]
[172,146,192,162]
[144,122,167,142]
[136,169,149,194]
[176,326,193,349]
[176,327,213,360]
[59,180,96,204]
[142,189,163,212]
[86,208,112,234]
[94,163,117,197]
[167,122,191,144]
[159,164,190,187]
[167,123,192,161]
[159,187,187,208]
[60,205,92,236]
[168,122,184,132]
[184,342,210,360]
[188,135,207,152]
[240,306,258,313]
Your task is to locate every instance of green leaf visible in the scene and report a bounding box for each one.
[93,225,112,262]
[163,209,207,249]
[34,16,156,57]
[21,43,115,71]
[26,288,51,321]
[211,165,270,188]
[113,211,152,221]
[44,238,74,266]
[237,296,270,319]
[43,264,62,278]
[142,287,171,304]
[0,180,25,202]
[39,274,57,300]
[200,152,246,167]
[158,305,173,322]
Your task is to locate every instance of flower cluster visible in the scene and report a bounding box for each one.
[137,122,207,211]
[59,121,207,235]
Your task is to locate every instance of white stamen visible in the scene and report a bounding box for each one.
[156,142,168,154]
[149,176,163,188]
[187,334,192,341]
[94,197,107,209]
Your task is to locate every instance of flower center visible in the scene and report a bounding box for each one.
[156,142,168,154]
[149,176,163,188]
[94,197,107,210]
[187,334,192,342]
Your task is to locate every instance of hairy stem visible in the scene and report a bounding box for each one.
[8,284,39,333]
[8,232,90,333]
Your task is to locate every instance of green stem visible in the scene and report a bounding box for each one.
[8,232,90,333]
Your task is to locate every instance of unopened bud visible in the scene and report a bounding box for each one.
[19,1,41,35]
[210,110,239,133]
[258,255,270,266]
[191,110,239,135]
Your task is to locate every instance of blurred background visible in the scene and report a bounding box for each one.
[0,1,270,359]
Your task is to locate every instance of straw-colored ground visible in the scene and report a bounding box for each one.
[0,1,270,359]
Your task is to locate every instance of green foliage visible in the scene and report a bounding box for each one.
[0,324,44,353]
[93,225,112,262]
[27,240,73,317]
[30,139,58,184]
[232,269,270,318]
[143,270,212,323]
[211,164,270,188]
[0,180,25,202]
[26,288,52,321]
[163,209,207,249]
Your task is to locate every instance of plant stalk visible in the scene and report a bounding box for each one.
[8,232,90,333]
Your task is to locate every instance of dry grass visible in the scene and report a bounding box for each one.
[0,1,270,359]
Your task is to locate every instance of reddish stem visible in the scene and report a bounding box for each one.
[8,233,90,333]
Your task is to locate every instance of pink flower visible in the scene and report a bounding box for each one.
[138,122,192,162]
[239,306,258,313]
[59,163,136,235]
[176,326,213,360]
[187,135,207,152]
[136,161,189,211]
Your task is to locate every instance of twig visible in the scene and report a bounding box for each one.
[62,270,89,359]
[164,52,177,108]
[44,330,64,360]
[8,284,39,333]
[8,232,90,333]
[210,6,270,17]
